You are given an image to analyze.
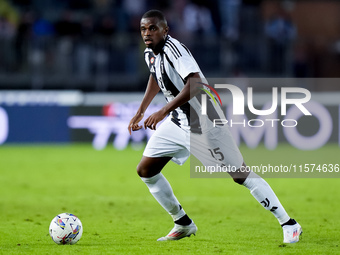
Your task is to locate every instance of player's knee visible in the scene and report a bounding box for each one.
[232,164,249,184]
[136,162,152,177]
[233,177,246,185]
[136,162,146,177]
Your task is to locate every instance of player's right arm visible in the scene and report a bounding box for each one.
[128,74,160,134]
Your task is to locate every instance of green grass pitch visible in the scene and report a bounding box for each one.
[0,144,339,254]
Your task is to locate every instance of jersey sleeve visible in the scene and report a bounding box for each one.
[163,39,200,80]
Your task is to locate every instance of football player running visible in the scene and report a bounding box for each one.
[128,10,302,243]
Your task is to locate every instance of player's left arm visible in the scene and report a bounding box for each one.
[144,72,201,130]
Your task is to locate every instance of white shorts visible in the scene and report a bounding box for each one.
[191,126,244,169]
[143,117,243,168]
[143,117,190,165]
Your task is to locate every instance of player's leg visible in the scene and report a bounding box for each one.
[137,156,188,222]
[227,162,250,184]
[192,127,301,243]
[137,156,171,177]
[239,168,302,243]
[232,166,290,224]
[226,163,302,243]
[228,162,302,243]
[137,118,196,240]
[137,156,197,240]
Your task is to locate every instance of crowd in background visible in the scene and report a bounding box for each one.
[0,0,338,91]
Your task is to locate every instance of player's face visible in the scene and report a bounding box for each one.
[140,17,168,53]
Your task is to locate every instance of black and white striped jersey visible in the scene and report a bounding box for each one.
[144,35,224,133]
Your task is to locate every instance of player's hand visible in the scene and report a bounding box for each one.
[128,113,144,135]
[144,109,167,130]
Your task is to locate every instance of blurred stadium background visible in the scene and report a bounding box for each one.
[0,1,339,253]
[0,0,339,149]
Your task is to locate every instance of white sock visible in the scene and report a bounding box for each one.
[243,172,290,225]
[141,173,186,221]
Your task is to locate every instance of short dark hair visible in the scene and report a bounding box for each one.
[141,10,167,25]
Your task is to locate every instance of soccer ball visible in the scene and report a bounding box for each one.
[49,213,83,245]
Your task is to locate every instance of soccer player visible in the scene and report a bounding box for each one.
[128,9,302,243]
